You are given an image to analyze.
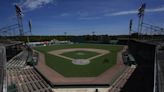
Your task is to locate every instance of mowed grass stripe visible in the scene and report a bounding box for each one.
[34,44,123,77]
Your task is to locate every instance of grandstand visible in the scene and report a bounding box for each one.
[0,40,23,92]
[0,40,53,92]
[6,50,28,68]
[7,67,52,92]
[6,47,53,92]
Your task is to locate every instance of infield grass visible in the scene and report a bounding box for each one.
[60,50,99,59]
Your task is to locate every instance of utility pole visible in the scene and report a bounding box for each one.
[92,31,95,41]
[64,32,67,40]
[128,19,133,52]
[129,19,133,39]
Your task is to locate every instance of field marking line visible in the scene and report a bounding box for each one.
[54,54,74,61]
[48,48,110,61]
[88,52,109,60]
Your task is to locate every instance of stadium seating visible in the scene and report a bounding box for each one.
[7,50,28,68]
[7,68,53,92]
[6,50,53,92]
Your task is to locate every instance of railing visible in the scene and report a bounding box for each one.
[155,45,163,92]
[154,46,157,92]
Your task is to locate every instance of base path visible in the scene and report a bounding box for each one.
[48,48,110,61]
[35,46,127,85]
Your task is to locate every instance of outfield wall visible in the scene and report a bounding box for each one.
[121,40,156,92]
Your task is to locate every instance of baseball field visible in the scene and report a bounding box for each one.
[34,43,123,77]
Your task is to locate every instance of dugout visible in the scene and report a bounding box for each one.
[26,51,38,66]
[123,53,136,66]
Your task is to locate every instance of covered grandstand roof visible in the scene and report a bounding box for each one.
[0,40,22,47]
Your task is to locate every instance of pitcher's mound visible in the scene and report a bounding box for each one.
[72,59,90,65]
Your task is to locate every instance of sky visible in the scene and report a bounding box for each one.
[0,0,164,35]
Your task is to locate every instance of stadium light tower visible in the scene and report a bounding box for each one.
[29,19,32,35]
[138,3,146,39]
[129,19,133,35]
[15,4,24,36]
[92,31,95,41]
[128,19,133,51]
[27,19,32,43]
[64,32,67,40]
[92,31,95,35]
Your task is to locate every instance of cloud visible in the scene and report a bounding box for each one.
[77,11,90,17]
[79,16,101,20]
[146,7,164,12]
[109,10,137,16]
[77,11,102,20]
[105,6,164,16]
[18,0,56,11]
[60,13,71,17]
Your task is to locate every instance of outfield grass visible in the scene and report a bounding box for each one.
[34,44,123,77]
[60,50,99,59]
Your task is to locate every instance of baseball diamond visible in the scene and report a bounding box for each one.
[34,43,129,86]
[34,44,123,77]
[48,48,110,65]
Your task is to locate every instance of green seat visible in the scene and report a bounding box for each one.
[7,84,17,92]
[127,54,136,65]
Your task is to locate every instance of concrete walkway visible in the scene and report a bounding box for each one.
[52,87,110,92]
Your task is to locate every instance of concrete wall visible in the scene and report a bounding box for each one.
[129,40,156,64]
